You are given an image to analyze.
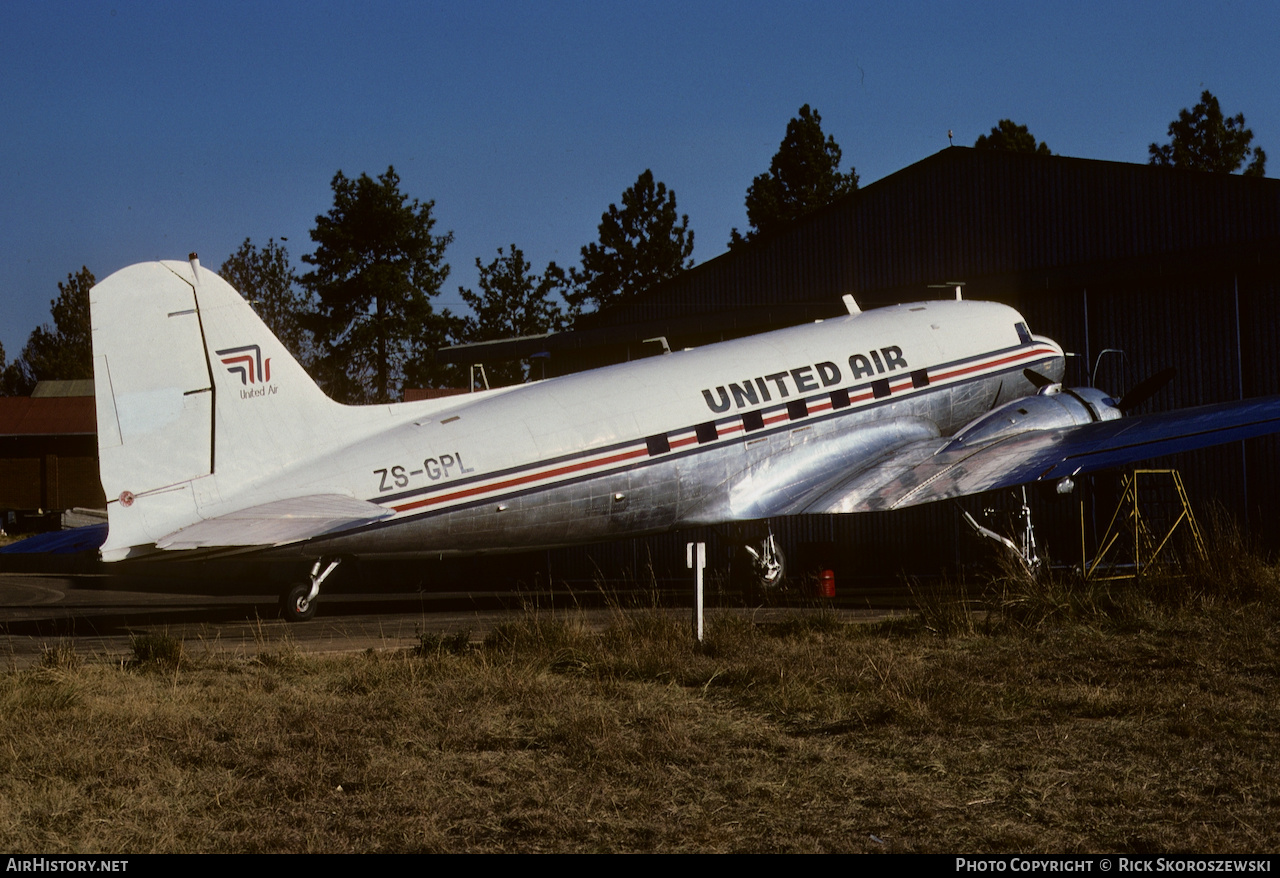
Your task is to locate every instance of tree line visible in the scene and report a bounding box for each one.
[2,89,1267,403]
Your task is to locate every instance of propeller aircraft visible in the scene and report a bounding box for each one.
[86,258,1280,619]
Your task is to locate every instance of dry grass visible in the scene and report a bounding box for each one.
[2,545,1278,853]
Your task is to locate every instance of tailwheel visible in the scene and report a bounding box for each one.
[279,557,342,623]
[280,582,319,622]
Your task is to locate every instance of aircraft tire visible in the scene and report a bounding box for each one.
[738,546,787,605]
[279,583,319,622]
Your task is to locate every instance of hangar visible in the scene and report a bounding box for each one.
[445,146,1280,578]
[0,380,104,533]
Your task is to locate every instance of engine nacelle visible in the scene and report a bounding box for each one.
[946,385,1121,450]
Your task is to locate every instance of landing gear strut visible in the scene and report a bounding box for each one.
[743,531,786,589]
[279,557,342,622]
[961,487,1041,571]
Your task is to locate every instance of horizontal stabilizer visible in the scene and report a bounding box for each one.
[155,495,392,550]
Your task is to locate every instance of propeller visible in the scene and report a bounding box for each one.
[1023,368,1056,390]
[1117,367,1176,413]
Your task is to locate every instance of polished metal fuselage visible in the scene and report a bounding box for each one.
[282,299,1064,559]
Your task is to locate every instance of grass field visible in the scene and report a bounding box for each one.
[2,539,1278,853]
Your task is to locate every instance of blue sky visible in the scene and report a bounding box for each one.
[2,0,1277,359]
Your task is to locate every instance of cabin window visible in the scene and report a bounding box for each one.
[645,434,671,456]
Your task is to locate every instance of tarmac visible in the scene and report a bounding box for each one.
[0,569,909,668]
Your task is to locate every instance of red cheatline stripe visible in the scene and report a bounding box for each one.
[932,347,1055,383]
[392,446,648,513]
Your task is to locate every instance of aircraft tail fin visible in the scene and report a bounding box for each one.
[91,257,349,559]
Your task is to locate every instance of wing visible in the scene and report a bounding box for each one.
[805,395,1280,513]
[155,494,393,550]
[701,396,1280,520]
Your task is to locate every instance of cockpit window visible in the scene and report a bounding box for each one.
[1015,322,1033,344]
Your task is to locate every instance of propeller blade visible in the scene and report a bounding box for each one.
[1023,368,1056,389]
[1118,367,1177,413]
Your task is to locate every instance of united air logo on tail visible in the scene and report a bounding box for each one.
[216,344,277,398]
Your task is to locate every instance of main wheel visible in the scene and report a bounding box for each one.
[757,542,786,589]
[738,542,787,605]
[279,583,318,622]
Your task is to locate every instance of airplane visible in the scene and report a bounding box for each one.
[84,256,1280,620]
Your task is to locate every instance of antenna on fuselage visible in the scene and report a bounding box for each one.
[841,293,861,315]
[929,281,966,300]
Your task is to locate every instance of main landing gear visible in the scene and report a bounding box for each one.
[960,487,1042,572]
[744,530,787,591]
[279,557,342,622]
[715,521,789,601]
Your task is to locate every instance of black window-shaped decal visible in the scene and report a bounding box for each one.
[1015,322,1033,345]
[695,421,718,444]
[830,388,851,409]
[742,410,765,432]
[787,400,808,420]
[645,434,670,456]
[871,379,891,399]
[911,369,930,388]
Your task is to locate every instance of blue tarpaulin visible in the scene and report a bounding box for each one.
[0,524,108,555]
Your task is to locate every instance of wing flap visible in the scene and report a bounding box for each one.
[155,494,392,550]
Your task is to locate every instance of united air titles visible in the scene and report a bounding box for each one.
[700,346,909,413]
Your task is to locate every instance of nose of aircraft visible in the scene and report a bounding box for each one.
[1032,335,1067,384]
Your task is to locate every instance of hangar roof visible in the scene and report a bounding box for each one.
[438,147,1280,370]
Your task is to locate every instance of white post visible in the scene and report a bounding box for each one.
[686,541,705,643]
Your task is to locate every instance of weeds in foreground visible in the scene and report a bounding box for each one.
[39,644,82,671]
[414,628,472,657]
[913,511,1279,638]
[907,575,983,638]
[127,631,188,671]
[1181,507,1280,605]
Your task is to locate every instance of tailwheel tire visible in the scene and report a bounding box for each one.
[280,583,318,622]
